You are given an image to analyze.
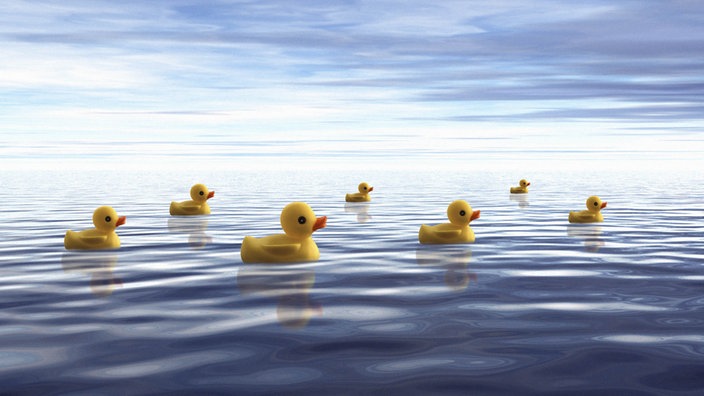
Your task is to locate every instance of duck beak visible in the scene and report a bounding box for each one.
[470,210,481,221]
[526,182,531,186]
[368,187,374,192]
[116,216,126,227]
[313,216,327,231]
[207,191,215,199]
[600,202,607,209]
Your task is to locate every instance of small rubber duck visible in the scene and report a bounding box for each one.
[241,202,327,263]
[510,179,530,194]
[568,196,607,223]
[64,206,126,250]
[345,182,374,202]
[419,200,480,244]
[170,183,214,216]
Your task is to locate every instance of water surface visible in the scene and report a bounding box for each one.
[1,169,703,395]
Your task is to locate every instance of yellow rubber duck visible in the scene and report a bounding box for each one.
[170,183,214,215]
[569,196,607,223]
[64,206,126,250]
[419,200,480,244]
[510,179,530,194]
[241,202,327,263]
[345,182,374,202]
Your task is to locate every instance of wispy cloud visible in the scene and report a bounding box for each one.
[1,0,703,170]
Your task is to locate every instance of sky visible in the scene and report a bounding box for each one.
[1,0,703,171]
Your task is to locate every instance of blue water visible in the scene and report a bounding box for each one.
[1,169,703,395]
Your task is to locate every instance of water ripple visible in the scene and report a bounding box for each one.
[1,169,703,394]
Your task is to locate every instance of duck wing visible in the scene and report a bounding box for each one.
[433,229,462,238]
[178,203,202,213]
[262,243,301,255]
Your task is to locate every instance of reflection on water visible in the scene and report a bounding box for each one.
[167,217,212,249]
[567,224,605,252]
[415,248,476,291]
[237,264,322,329]
[61,252,123,297]
[344,202,372,223]
[509,193,529,208]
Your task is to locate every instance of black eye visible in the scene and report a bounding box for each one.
[363,186,367,190]
[298,216,306,224]
[105,216,111,222]
[593,202,598,206]
[199,191,204,196]
[459,210,466,216]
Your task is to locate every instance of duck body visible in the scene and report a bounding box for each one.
[510,179,530,194]
[345,193,371,202]
[569,196,607,223]
[64,228,121,250]
[170,200,211,215]
[568,210,604,223]
[241,234,321,263]
[170,183,214,216]
[345,182,373,202]
[418,200,480,245]
[64,206,126,250]
[241,202,327,263]
[419,223,475,244]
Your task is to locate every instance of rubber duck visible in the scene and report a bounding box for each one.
[170,183,214,216]
[64,206,126,250]
[345,182,374,202]
[568,196,607,223]
[510,179,530,194]
[419,200,480,244]
[241,202,327,263]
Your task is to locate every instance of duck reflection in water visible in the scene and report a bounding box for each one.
[344,202,372,223]
[415,247,477,291]
[509,193,529,208]
[61,252,123,297]
[567,224,605,252]
[236,265,322,329]
[167,217,212,249]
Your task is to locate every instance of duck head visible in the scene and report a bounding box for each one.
[280,202,327,239]
[519,179,530,188]
[447,199,480,226]
[92,206,126,232]
[358,182,373,194]
[190,183,214,202]
[586,196,607,213]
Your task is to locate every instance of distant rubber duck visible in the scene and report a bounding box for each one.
[510,179,530,194]
[64,206,126,250]
[568,196,607,223]
[419,200,480,244]
[345,182,374,202]
[241,202,327,263]
[170,183,214,216]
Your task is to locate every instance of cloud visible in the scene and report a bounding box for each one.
[1,0,703,169]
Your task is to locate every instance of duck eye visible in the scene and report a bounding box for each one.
[199,191,204,196]
[593,201,598,206]
[363,186,367,190]
[298,216,306,224]
[105,216,111,222]
[459,210,466,216]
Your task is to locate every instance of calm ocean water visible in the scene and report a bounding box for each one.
[1,168,703,395]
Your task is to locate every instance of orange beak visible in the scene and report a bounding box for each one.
[470,210,480,221]
[207,191,215,199]
[368,187,374,192]
[116,216,126,227]
[526,182,531,186]
[313,216,327,231]
[600,202,607,209]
